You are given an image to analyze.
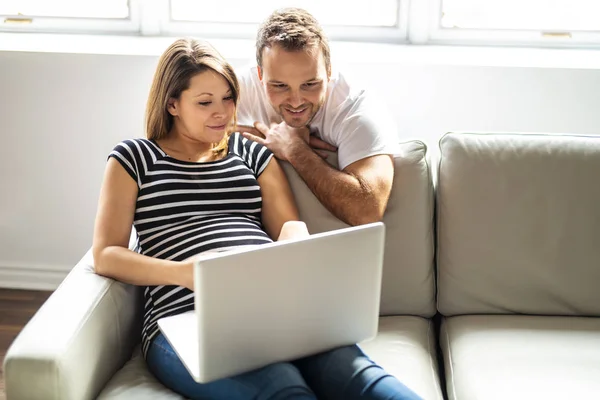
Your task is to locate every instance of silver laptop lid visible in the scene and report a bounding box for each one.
[190,222,386,382]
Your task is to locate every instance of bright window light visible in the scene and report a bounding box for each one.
[0,0,129,19]
[441,0,600,31]
[170,0,399,27]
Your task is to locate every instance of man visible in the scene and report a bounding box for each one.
[236,8,399,226]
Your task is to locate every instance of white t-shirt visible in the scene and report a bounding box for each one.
[236,65,399,170]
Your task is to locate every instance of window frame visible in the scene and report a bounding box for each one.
[0,0,140,35]
[417,0,600,48]
[159,0,409,43]
[1,0,599,49]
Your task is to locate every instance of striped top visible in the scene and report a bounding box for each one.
[108,132,274,356]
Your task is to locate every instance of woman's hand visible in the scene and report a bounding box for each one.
[179,249,229,290]
[278,220,310,241]
[174,261,195,291]
[258,157,306,241]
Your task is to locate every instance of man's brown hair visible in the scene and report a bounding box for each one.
[256,8,331,76]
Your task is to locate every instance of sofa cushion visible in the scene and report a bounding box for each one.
[281,141,436,317]
[97,346,184,399]
[361,316,444,400]
[441,315,600,400]
[98,316,443,400]
[437,133,600,316]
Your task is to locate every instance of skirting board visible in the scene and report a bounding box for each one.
[0,263,71,291]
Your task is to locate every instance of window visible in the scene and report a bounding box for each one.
[163,0,407,43]
[0,0,138,34]
[171,0,398,27]
[1,0,599,48]
[423,0,600,47]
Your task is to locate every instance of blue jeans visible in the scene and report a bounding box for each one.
[146,333,422,400]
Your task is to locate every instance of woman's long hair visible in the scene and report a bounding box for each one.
[146,38,239,155]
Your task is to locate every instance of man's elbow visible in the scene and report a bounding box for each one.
[347,204,385,226]
[346,174,390,226]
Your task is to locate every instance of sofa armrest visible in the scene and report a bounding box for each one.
[3,249,142,400]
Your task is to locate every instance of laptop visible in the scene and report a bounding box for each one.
[157,222,385,383]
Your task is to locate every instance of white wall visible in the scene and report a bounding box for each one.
[2,40,600,289]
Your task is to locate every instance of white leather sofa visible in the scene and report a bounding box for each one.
[436,133,600,400]
[4,139,443,400]
[5,132,600,399]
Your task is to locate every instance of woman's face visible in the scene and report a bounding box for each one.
[168,69,235,144]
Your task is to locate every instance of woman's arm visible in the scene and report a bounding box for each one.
[258,158,309,241]
[92,158,193,290]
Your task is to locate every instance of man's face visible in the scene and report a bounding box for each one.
[258,45,330,128]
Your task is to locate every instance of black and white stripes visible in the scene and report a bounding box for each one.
[108,132,274,356]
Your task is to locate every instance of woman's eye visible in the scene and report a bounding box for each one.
[223,96,234,101]
[198,102,211,106]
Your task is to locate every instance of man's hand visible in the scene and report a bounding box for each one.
[309,136,338,159]
[236,122,337,161]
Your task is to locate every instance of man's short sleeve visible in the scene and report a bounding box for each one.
[329,92,399,170]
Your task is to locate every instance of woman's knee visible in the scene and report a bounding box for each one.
[295,345,422,400]
[238,362,315,400]
[147,334,315,399]
[295,344,368,373]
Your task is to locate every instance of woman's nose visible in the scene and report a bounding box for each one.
[213,103,227,118]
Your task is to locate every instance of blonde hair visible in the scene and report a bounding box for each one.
[146,38,239,155]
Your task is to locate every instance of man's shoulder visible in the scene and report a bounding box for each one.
[236,64,263,105]
[328,69,366,100]
[236,64,260,87]
[323,70,371,120]
[322,70,373,122]
[236,64,271,124]
[321,68,398,141]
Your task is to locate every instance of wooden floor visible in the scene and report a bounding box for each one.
[0,289,52,400]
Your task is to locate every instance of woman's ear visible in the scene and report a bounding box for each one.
[167,98,178,116]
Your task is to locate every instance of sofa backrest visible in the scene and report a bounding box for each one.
[437,132,600,317]
[281,141,436,317]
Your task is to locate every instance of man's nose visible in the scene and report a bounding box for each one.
[288,90,303,108]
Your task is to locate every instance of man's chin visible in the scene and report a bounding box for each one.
[282,114,313,128]
[283,120,306,129]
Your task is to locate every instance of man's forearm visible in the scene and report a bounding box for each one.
[286,143,382,226]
